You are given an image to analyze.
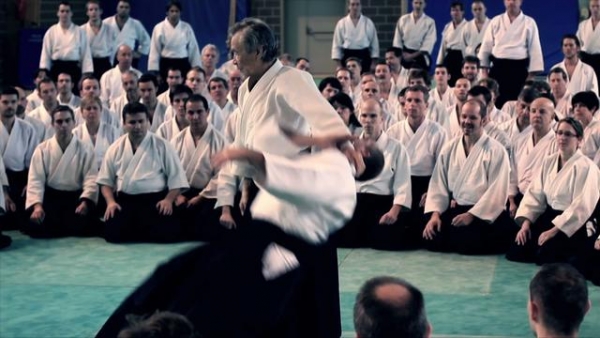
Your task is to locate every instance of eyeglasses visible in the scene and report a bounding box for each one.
[556,130,578,138]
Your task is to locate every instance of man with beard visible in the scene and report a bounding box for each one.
[423,99,514,254]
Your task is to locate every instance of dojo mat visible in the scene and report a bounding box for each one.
[1,231,598,338]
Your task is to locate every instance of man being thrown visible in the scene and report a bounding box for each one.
[423,99,514,254]
[97,102,189,243]
[25,105,99,238]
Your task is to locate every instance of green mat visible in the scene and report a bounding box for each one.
[1,232,598,338]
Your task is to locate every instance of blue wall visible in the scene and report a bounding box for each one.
[421,0,580,73]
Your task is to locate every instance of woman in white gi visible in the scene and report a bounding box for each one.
[328,92,362,136]
[25,105,100,238]
[335,98,412,250]
[506,118,600,265]
[572,91,600,166]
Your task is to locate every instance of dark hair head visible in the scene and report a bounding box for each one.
[408,68,431,86]
[38,77,56,92]
[169,84,193,102]
[296,57,310,64]
[530,80,551,94]
[59,1,71,8]
[376,60,389,68]
[34,68,49,80]
[354,276,428,338]
[571,91,599,112]
[228,18,279,62]
[398,86,408,98]
[138,73,159,88]
[562,33,581,48]
[477,77,500,97]
[329,92,360,127]
[406,84,430,102]
[346,57,363,68]
[538,92,556,107]
[548,67,568,82]
[208,77,229,91]
[118,311,195,338]
[336,67,353,80]
[355,145,385,182]
[463,98,488,119]
[188,66,206,78]
[319,77,343,93]
[518,87,541,104]
[79,74,99,91]
[0,86,19,98]
[165,0,182,12]
[385,47,401,57]
[557,117,585,139]
[51,105,75,122]
[529,263,588,336]
[186,93,209,111]
[462,55,480,68]
[450,1,464,10]
[122,102,150,122]
[468,86,492,106]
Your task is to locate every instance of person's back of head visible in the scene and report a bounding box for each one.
[528,263,590,338]
[354,276,431,338]
[117,311,196,338]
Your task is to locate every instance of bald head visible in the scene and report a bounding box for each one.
[116,44,133,68]
[360,98,382,115]
[530,97,555,132]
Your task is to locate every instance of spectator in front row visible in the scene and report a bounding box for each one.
[354,276,432,338]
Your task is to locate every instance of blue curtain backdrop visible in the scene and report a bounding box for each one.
[422,0,580,73]
[18,0,249,87]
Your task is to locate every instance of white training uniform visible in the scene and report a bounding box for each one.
[74,105,119,130]
[27,104,56,140]
[97,132,189,194]
[39,23,93,74]
[103,16,151,57]
[483,122,512,153]
[100,66,142,106]
[223,108,239,144]
[387,119,447,177]
[331,14,380,60]
[509,129,558,197]
[461,17,491,56]
[478,11,544,72]
[430,87,456,110]
[498,116,532,143]
[72,122,120,170]
[446,103,463,139]
[577,18,600,55]
[436,19,467,64]
[425,133,510,222]
[21,115,48,145]
[156,88,172,107]
[80,22,118,60]
[355,132,412,209]
[582,120,600,166]
[156,118,186,141]
[0,157,6,213]
[148,19,201,72]
[57,94,81,110]
[554,92,572,120]
[170,124,227,199]
[515,151,600,237]
[26,136,98,210]
[551,60,599,95]
[0,119,38,172]
[208,101,237,133]
[392,13,437,56]
[25,91,42,114]
[488,107,512,125]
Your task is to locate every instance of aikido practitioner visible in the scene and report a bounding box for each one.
[577,0,600,93]
[156,84,192,141]
[138,74,168,132]
[81,0,118,81]
[335,98,412,250]
[95,130,384,338]
[148,0,201,88]
[1,87,38,230]
[506,118,600,265]
[423,99,515,254]
[27,77,60,139]
[96,102,189,243]
[24,105,99,238]
[170,94,227,241]
[508,97,558,217]
[387,85,448,246]
[40,2,93,94]
[571,91,600,166]
[0,156,12,249]
[478,0,544,107]
[392,0,436,70]
[436,1,467,87]
[331,0,380,72]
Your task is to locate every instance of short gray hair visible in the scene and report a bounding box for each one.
[228,18,279,62]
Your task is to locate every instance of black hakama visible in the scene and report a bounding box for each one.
[488,56,529,108]
[443,49,463,87]
[24,187,100,238]
[95,220,341,338]
[425,204,517,255]
[506,206,588,265]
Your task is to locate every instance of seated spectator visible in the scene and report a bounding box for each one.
[354,276,432,338]
[528,263,591,338]
[507,118,600,265]
[319,77,343,99]
[117,311,196,338]
[328,92,362,135]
